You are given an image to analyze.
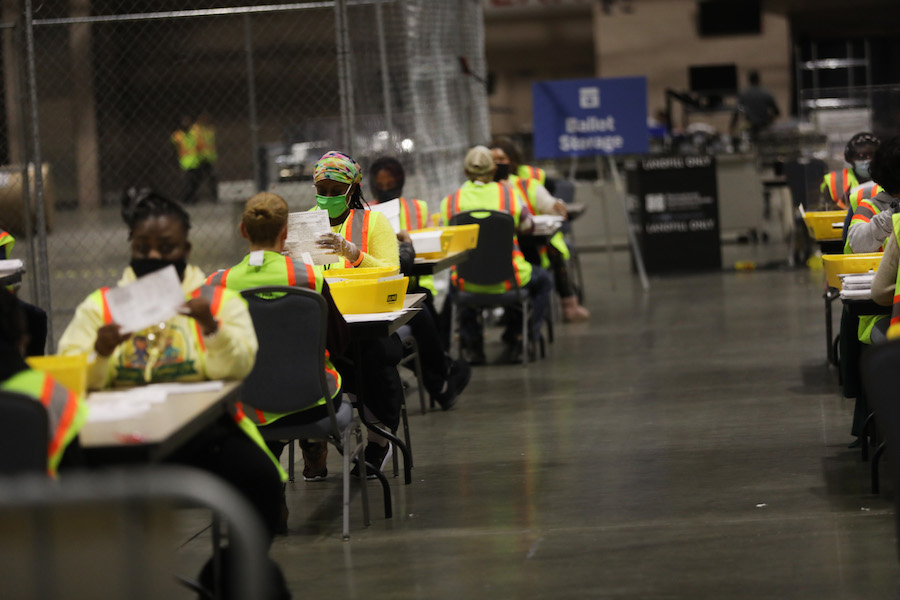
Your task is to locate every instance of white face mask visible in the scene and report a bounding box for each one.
[855,160,871,180]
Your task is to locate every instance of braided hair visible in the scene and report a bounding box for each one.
[121,188,191,240]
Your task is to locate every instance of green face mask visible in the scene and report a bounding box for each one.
[316,191,349,218]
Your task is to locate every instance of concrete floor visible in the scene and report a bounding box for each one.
[172,247,899,599]
[31,198,899,597]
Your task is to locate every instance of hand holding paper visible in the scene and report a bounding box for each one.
[316,231,360,262]
[285,211,335,265]
[104,265,185,335]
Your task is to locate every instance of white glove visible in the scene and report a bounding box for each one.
[316,232,361,262]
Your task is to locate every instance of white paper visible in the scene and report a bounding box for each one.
[0,258,23,275]
[143,380,225,395]
[286,211,335,266]
[342,308,419,323]
[409,230,444,254]
[531,214,565,236]
[368,199,401,233]
[105,265,185,333]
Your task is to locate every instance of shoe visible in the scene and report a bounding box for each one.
[848,437,861,449]
[300,440,328,481]
[434,359,472,411]
[351,442,393,480]
[561,295,590,322]
[461,337,486,366]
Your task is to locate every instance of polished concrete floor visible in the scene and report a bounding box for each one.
[181,246,900,598]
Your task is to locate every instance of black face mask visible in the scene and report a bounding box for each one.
[130,257,187,281]
[493,163,510,181]
[375,187,403,203]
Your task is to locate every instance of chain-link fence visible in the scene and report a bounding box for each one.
[1,0,488,348]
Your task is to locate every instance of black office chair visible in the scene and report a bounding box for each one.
[0,466,271,599]
[449,210,542,365]
[861,340,900,499]
[240,285,385,539]
[0,390,48,475]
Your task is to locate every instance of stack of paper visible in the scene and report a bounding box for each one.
[839,271,875,300]
[409,230,444,254]
[531,214,565,236]
[0,258,24,276]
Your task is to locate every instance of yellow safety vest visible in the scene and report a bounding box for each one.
[171,129,202,171]
[821,169,858,210]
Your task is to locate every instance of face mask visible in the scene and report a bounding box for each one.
[855,160,871,180]
[376,187,402,203]
[493,163,510,181]
[130,258,187,281]
[316,192,349,218]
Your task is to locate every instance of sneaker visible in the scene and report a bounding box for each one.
[434,359,471,411]
[300,440,328,481]
[351,442,393,480]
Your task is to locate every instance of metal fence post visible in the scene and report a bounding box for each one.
[243,14,261,192]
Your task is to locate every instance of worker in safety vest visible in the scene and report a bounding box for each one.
[311,151,403,476]
[517,164,547,186]
[440,145,553,365]
[367,157,472,410]
[206,191,350,482]
[821,132,880,210]
[1,227,47,355]
[368,156,436,298]
[57,191,289,540]
[0,288,87,477]
[170,115,204,205]
[490,137,589,322]
[0,228,13,259]
[195,111,219,202]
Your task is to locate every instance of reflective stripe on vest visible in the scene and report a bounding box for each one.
[190,285,225,352]
[514,178,536,215]
[850,183,882,213]
[399,197,426,230]
[205,268,230,288]
[339,209,371,267]
[851,199,881,225]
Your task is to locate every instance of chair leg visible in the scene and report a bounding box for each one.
[862,412,876,461]
[521,299,530,367]
[405,337,428,415]
[450,300,459,361]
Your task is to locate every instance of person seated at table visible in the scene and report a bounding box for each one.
[1,226,48,355]
[311,150,403,474]
[206,191,350,481]
[441,145,553,364]
[369,157,471,410]
[489,137,589,323]
[0,287,87,477]
[56,193,289,560]
[822,132,880,211]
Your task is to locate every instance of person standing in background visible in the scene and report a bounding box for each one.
[730,70,779,139]
[170,115,204,205]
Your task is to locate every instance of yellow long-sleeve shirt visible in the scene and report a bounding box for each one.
[58,264,258,390]
[312,206,399,269]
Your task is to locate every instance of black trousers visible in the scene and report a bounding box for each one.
[333,335,403,432]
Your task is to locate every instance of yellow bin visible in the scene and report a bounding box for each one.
[444,224,480,252]
[409,229,452,259]
[324,266,400,280]
[802,211,845,241]
[25,353,88,397]
[822,252,882,289]
[329,276,409,313]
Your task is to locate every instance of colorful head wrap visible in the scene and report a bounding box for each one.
[314,151,362,186]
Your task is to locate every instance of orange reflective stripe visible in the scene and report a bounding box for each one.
[98,287,113,324]
[344,210,354,246]
[284,255,297,286]
[413,199,424,229]
[39,374,54,408]
[454,190,461,215]
[516,179,534,214]
[400,198,412,231]
[255,408,267,425]
[361,211,371,254]
[305,263,317,290]
[828,172,838,201]
[233,402,247,422]
[45,380,78,463]
[842,169,852,193]
[209,285,224,316]
[498,185,508,213]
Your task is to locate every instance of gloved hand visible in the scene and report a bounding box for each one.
[316,231,361,263]
[873,209,895,234]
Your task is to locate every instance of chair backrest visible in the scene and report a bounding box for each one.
[0,466,270,600]
[0,390,48,476]
[450,210,517,288]
[552,179,576,205]
[862,339,900,560]
[240,286,331,415]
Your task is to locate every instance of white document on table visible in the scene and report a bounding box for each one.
[0,258,23,275]
[409,230,443,254]
[105,265,185,333]
[368,199,401,233]
[286,210,335,266]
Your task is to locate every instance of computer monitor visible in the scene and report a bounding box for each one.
[688,64,739,97]
[697,0,762,37]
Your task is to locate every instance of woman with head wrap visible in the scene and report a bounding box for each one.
[310,151,402,476]
[313,151,399,270]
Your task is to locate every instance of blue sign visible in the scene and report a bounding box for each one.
[532,76,649,159]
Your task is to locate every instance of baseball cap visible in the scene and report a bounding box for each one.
[464,145,495,176]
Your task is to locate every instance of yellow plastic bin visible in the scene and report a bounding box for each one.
[25,354,88,397]
[803,211,845,241]
[329,276,409,313]
[822,252,882,289]
[444,224,480,252]
[324,266,400,280]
